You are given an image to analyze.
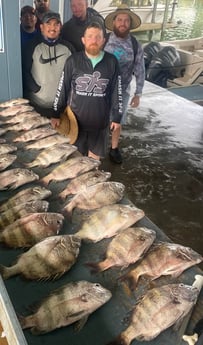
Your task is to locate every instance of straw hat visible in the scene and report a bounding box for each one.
[56,106,78,144]
[104,4,141,31]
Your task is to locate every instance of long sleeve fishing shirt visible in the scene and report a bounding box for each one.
[53,51,123,131]
[104,32,145,95]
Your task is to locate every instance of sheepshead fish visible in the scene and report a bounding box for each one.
[0,200,49,230]
[4,111,42,124]
[59,170,111,199]
[25,143,77,168]
[41,157,101,185]
[74,204,145,243]
[121,242,203,290]
[0,154,17,172]
[0,212,64,248]
[0,168,39,190]
[6,116,50,131]
[0,105,33,117]
[25,133,70,148]
[0,186,51,212]
[0,234,81,280]
[0,128,8,136]
[63,181,125,217]
[13,127,57,143]
[0,98,29,108]
[0,144,17,155]
[107,283,199,344]
[19,280,112,334]
[86,227,156,273]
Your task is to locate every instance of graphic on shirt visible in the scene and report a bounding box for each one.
[75,71,109,97]
[39,54,65,64]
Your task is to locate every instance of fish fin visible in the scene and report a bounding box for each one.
[40,176,50,186]
[62,204,73,220]
[106,335,127,345]
[84,262,101,274]
[0,264,10,280]
[74,315,89,332]
[118,271,138,291]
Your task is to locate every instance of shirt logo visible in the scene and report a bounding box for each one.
[39,54,65,64]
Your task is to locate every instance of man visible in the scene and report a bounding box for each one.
[22,11,74,117]
[61,0,105,52]
[34,0,50,30]
[52,22,122,161]
[20,6,39,46]
[104,5,145,164]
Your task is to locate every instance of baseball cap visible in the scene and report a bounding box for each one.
[41,11,61,24]
[21,6,36,17]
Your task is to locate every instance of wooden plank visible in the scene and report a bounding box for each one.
[0,276,28,345]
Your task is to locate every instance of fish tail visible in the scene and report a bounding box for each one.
[0,264,12,280]
[18,314,35,330]
[62,204,73,220]
[85,262,102,274]
[118,271,138,291]
[58,190,67,200]
[106,334,127,345]
[40,175,50,186]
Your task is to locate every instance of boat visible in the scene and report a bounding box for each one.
[89,0,175,25]
[161,36,203,86]
[144,37,203,92]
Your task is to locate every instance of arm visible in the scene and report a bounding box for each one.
[52,56,73,126]
[131,42,145,107]
[110,59,123,125]
[21,40,41,94]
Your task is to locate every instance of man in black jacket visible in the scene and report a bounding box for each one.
[61,0,105,51]
[52,22,122,161]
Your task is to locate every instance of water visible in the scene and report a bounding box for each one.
[162,0,203,41]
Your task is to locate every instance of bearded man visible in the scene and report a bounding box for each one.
[52,22,122,161]
[104,5,145,164]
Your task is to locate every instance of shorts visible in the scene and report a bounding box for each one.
[74,126,109,158]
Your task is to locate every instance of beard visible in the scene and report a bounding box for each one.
[37,7,47,14]
[113,27,130,38]
[86,45,100,56]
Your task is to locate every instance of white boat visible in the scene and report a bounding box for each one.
[161,36,203,86]
[89,0,173,24]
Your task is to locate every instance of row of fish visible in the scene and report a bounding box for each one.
[0,98,202,344]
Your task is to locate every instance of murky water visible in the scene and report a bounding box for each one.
[163,0,203,41]
[101,82,203,270]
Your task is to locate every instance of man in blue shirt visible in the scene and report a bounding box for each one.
[20,6,39,47]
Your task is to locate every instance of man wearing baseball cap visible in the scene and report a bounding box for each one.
[22,11,75,118]
[20,6,39,46]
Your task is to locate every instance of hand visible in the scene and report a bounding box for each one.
[51,117,60,129]
[130,95,140,108]
[110,122,121,133]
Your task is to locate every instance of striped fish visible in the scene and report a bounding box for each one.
[0,154,17,172]
[0,234,81,280]
[0,212,64,248]
[13,127,57,143]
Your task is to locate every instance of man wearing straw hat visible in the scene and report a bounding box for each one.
[52,21,123,161]
[104,4,145,164]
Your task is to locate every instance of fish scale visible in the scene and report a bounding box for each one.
[0,186,51,212]
[0,200,49,230]
[25,143,78,168]
[0,212,64,248]
[121,242,203,289]
[107,283,199,345]
[0,235,81,280]
[74,204,145,243]
[18,280,112,335]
